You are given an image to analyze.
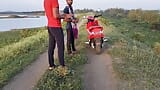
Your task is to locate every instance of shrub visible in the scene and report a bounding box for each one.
[154,42,160,54]
[131,32,145,42]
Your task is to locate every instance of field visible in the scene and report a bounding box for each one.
[1,11,160,89]
[101,15,160,89]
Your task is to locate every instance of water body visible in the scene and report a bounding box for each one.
[0,16,47,32]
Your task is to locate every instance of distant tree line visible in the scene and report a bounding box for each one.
[0,11,45,16]
[103,8,128,18]
[128,9,160,29]
[75,8,94,13]
[102,8,160,30]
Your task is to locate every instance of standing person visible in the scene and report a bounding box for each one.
[44,0,72,70]
[63,0,79,55]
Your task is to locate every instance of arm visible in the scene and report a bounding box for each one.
[63,16,72,22]
[94,20,99,25]
[53,8,72,20]
[72,18,79,23]
[53,8,64,19]
[86,23,93,34]
[51,0,65,19]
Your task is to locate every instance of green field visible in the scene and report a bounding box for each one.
[1,11,160,89]
[101,15,160,89]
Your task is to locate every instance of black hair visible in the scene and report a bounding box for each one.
[87,19,94,24]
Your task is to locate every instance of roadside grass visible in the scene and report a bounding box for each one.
[0,27,45,48]
[35,22,88,90]
[0,30,21,48]
[0,28,48,88]
[100,16,160,89]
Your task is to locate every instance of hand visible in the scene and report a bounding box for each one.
[65,14,73,19]
[72,19,76,23]
[72,18,79,23]
[75,18,79,23]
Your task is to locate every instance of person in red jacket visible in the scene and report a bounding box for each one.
[86,16,99,32]
[87,16,98,27]
[86,16,97,47]
[86,16,99,38]
[86,16,104,48]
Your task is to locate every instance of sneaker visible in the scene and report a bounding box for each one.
[68,53,73,56]
[59,65,67,68]
[48,65,57,70]
[85,41,89,44]
[48,67,54,70]
[91,43,95,48]
[72,51,77,54]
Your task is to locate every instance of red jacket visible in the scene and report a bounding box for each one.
[86,20,104,39]
[86,20,99,30]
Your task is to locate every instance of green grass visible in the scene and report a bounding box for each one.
[0,28,48,88]
[108,18,160,47]
[101,16,160,89]
[0,30,21,48]
[0,27,45,48]
[35,22,88,90]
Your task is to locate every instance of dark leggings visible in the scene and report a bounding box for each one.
[89,37,103,46]
[48,27,65,67]
[66,29,76,54]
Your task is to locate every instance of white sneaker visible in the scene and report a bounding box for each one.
[85,41,89,44]
[91,43,95,48]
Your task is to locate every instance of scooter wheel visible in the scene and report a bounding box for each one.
[95,44,102,54]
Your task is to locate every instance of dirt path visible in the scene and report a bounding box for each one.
[2,52,49,90]
[84,42,117,89]
[2,20,85,90]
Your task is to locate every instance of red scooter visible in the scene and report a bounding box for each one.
[86,15,104,54]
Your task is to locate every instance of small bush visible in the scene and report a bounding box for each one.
[154,42,160,54]
[20,29,40,38]
[131,32,145,42]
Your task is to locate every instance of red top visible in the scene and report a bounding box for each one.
[86,20,99,30]
[86,20,104,39]
[44,0,61,27]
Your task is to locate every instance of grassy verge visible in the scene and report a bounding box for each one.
[101,17,160,89]
[0,28,48,88]
[35,21,88,90]
[0,27,45,48]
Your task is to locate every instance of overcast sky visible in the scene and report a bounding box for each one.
[0,0,160,12]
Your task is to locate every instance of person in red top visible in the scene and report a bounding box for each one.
[86,16,103,47]
[86,16,99,35]
[44,0,72,70]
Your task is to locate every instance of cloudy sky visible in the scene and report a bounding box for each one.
[0,0,160,12]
